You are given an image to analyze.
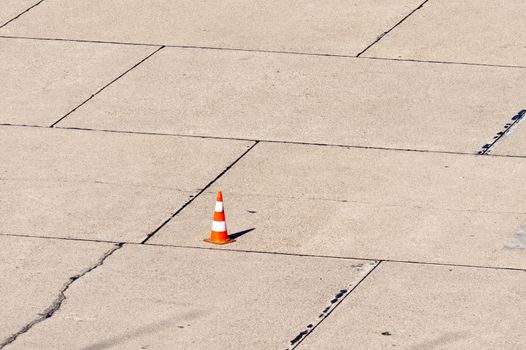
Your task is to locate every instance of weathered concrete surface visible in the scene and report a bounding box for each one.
[0,126,253,242]
[0,38,155,126]
[505,218,526,249]
[0,235,114,345]
[490,121,526,157]
[1,1,526,349]
[57,47,526,153]
[365,0,526,67]
[151,142,526,269]
[0,0,423,55]
[0,0,39,27]
[298,262,526,350]
[6,245,377,349]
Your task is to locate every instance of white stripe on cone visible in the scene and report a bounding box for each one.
[211,220,227,232]
[215,202,224,212]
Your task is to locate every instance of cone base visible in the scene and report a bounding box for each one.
[203,238,236,245]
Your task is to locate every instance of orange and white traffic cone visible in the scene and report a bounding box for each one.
[204,191,235,245]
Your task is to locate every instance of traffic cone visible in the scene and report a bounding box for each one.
[204,191,235,245]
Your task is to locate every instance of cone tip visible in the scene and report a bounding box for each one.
[216,191,223,201]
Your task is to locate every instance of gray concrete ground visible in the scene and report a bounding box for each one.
[0,1,524,349]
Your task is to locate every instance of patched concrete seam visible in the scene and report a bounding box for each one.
[285,261,381,350]
[478,109,526,155]
[505,218,526,249]
[0,243,124,349]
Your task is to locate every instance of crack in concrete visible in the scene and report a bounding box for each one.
[0,243,124,349]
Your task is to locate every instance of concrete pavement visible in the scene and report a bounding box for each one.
[0,0,423,55]
[0,38,154,126]
[151,142,526,269]
[0,1,525,349]
[0,126,252,242]
[53,47,526,153]
[0,236,115,346]
[364,0,526,67]
[299,262,526,350]
[5,245,377,349]
[0,1,40,27]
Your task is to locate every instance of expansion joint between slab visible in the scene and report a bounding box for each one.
[356,0,431,57]
[140,141,260,244]
[5,34,526,69]
[0,1,45,29]
[3,233,526,271]
[49,45,165,127]
[286,261,382,350]
[478,109,526,155]
[0,243,123,349]
[9,122,526,159]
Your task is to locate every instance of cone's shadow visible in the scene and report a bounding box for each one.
[229,228,255,240]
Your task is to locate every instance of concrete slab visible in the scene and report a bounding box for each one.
[0,0,423,55]
[0,0,39,27]
[6,244,377,349]
[57,47,526,153]
[0,235,114,345]
[490,121,526,157]
[0,126,253,242]
[0,38,155,126]
[151,142,526,269]
[365,0,526,67]
[298,262,526,350]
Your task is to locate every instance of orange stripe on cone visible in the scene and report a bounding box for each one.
[213,211,225,221]
[204,191,235,245]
